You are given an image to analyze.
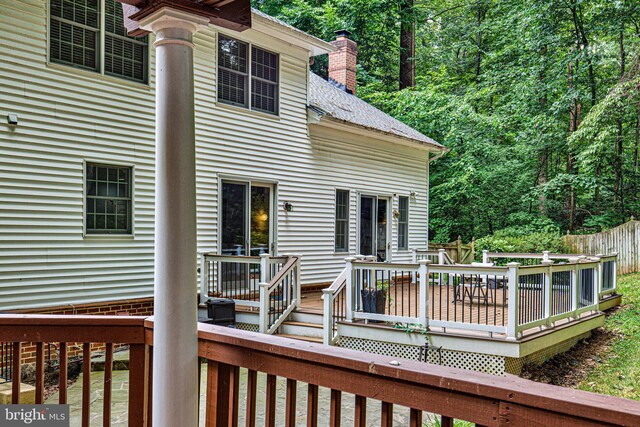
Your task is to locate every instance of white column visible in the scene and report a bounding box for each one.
[140,9,208,427]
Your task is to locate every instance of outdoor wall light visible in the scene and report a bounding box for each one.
[283,201,293,212]
[7,114,18,125]
[410,191,418,198]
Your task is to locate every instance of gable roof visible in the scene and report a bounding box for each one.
[308,73,444,150]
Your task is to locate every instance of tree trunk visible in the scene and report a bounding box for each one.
[614,30,626,213]
[399,0,415,89]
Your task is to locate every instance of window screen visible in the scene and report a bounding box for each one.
[104,0,148,82]
[49,0,148,82]
[86,163,132,234]
[218,35,249,107]
[50,0,99,71]
[335,190,350,252]
[398,196,409,250]
[251,46,279,114]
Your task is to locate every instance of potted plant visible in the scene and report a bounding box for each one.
[361,279,390,316]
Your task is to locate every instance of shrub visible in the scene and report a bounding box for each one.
[475,229,569,261]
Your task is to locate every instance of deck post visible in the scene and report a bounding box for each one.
[259,282,269,333]
[418,260,430,328]
[438,249,446,265]
[612,251,618,292]
[294,255,302,309]
[592,257,601,311]
[569,257,580,319]
[345,257,356,322]
[541,260,553,328]
[139,8,209,427]
[200,252,209,305]
[506,262,520,340]
[322,288,334,345]
[482,250,489,264]
[260,253,270,283]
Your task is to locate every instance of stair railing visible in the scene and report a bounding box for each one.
[259,255,301,334]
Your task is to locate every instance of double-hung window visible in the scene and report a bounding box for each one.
[335,190,350,252]
[49,0,148,83]
[218,35,279,115]
[397,196,409,250]
[85,163,132,234]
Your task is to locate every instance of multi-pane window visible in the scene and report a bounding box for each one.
[218,35,279,114]
[86,163,132,234]
[50,0,148,83]
[397,196,409,250]
[335,190,350,252]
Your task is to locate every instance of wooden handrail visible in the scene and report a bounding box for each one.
[324,267,347,294]
[1,315,639,425]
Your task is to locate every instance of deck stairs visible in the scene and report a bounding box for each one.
[276,310,324,343]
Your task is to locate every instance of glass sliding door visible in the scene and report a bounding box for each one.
[221,182,248,256]
[221,180,274,256]
[249,185,271,256]
[359,195,390,261]
[359,196,375,256]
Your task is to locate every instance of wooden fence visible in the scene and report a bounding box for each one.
[564,220,639,274]
[429,236,475,264]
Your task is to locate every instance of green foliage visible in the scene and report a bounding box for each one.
[254,0,640,241]
[475,229,569,257]
[578,273,640,400]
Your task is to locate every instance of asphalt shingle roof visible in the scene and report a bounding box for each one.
[308,72,443,149]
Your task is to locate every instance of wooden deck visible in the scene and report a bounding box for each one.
[301,283,509,327]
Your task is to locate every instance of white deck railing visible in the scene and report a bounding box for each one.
[325,252,618,343]
[199,252,300,334]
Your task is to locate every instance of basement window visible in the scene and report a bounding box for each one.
[49,0,148,83]
[218,34,279,115]
[85,163,132,234]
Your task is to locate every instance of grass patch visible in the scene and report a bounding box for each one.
[577,273,640,399]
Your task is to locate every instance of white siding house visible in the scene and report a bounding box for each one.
[0,0,444,311]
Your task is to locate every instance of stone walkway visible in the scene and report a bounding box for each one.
[47,360,436,426]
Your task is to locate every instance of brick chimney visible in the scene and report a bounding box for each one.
[328,29,358,95]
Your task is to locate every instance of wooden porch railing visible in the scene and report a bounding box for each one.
[1,314,640,426]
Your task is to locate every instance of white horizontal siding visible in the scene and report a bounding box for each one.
[0,0,157,310]
[1,0,431,310]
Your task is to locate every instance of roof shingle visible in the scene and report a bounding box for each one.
[308,72,443,149]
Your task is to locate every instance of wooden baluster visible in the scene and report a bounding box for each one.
[440,415,454,427]
[206,360,232,427]
[307,384,319,427]
[330,389,341,427]
[245,370,257,427]
[129,344,149,427]
[147,348,152,427]
[354,395,366,427]
[381,402,393,427]
[285,379,297,427]
[230,366,240,427]
[265,374,277,427]
[82,343,91,427]
[59,342,68,404]
[35,342,44,404]
[409,408,422,427]
[103,343,113,427]
[11,342,21,404]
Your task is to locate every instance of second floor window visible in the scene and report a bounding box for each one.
[218,35,279,115]
[49,0,148,83]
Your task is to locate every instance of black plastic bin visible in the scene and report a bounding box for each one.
[206,298,236,326]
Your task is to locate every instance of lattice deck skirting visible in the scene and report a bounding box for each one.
[505,331,591,375]
[338,336,506,376]
[235,322,259,332]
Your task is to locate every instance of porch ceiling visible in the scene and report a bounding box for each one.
[116,0,252,36]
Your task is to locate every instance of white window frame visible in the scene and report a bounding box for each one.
[334,189,350,254]
[47,0,149,84]
[83,159,135,238]
[216,32,281,116]
[397,195,409,251]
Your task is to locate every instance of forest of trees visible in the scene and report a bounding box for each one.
[255,0,640,243]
